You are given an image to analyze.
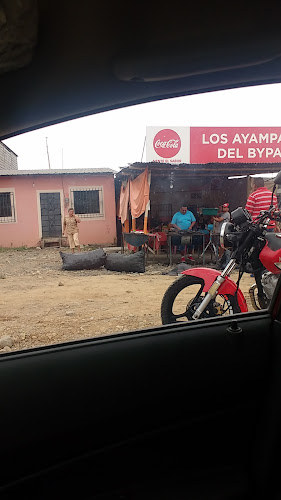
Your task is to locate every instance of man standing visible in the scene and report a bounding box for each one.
[213,203,230,241]
[170,204,196,262]
[213,203,231,268]
[245,178,278,231]
[63,208,81,253]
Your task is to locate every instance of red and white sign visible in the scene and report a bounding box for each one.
[153,129,181,158]
[146,126,281,164]
[146,126,190,164]
[190,127,281,163]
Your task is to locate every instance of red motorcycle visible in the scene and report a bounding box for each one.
[161,172,281,324]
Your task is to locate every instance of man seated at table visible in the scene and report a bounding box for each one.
[170,204,196,262]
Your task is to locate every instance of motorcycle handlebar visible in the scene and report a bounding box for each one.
[271,210,281,220]
[255,208,281,224]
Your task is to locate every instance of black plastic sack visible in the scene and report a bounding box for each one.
[105,250,145,273]
[60,249,106,271]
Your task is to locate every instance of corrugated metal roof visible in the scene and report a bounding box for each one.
[0,167,114,176]
[116,162,281,178]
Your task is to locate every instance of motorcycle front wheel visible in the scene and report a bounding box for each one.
[161,275,241,325]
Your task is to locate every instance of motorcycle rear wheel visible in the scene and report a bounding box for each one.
[161,275,241,325]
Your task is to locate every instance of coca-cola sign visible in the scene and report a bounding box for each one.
[153,129,181,158]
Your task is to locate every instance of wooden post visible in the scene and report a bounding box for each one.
[123,219,129,233]
[132,217,136,231]
[143,212,148,233]
[143,171,151,234]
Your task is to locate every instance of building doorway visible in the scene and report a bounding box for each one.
[39,192,62,237]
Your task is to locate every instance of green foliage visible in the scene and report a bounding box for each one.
[0,246,33,252]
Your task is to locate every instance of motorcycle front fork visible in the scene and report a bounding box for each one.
[253,268,267,309]
[192,259,237,320]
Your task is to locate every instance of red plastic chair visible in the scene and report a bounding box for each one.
[149,232,167,253]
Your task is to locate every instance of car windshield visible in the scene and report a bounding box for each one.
[1,83,281,353]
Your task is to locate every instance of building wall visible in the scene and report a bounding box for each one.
[0,142,18,170]
[0,174,116,247]
[150,175,248,222]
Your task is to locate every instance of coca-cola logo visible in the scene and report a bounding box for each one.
[153,129,181,158]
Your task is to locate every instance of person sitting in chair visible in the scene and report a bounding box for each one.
[170,204,196,262]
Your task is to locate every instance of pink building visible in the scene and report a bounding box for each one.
[0,168,116,248]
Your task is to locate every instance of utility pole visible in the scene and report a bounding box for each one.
[45,137,51,169]
[141,136,146,162]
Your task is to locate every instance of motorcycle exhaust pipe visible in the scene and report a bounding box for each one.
[249,284,261,311]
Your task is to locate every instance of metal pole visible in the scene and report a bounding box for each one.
[247,175,252,197]
[45,137,51,169]
[141,136,146,162]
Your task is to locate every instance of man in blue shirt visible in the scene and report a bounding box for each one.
[170,205,196,262]
[171,205,196,231]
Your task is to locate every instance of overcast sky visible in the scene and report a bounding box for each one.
[3,82,281,175]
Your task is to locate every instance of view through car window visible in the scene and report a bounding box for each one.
[1,84,281,353]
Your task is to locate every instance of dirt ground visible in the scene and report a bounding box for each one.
[0,248,256,353]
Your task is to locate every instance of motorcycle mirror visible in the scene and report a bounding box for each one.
[274,170,281,185]
[270,170,281,207]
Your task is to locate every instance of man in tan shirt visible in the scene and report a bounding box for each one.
[63,208,81,253]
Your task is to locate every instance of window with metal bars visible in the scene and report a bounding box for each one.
[0,191,16,222]
[151,204,172,221]
[191,192,202,199]
[70,188,104,218]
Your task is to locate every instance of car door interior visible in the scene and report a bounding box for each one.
[0,308,278,499]
[1,1,281,499]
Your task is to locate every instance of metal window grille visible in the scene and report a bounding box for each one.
[210,178,223,190]
[70,188,103,218]
[151,204,172,220]
[0,192,16,222]
[191,192,202,199]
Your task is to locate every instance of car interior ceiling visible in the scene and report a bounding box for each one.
[1,1,281,499]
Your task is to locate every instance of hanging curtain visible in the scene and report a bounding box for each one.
[118,179,130,224]
[129,167,150,219]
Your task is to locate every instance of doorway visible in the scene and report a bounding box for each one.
[40,192,62,237]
